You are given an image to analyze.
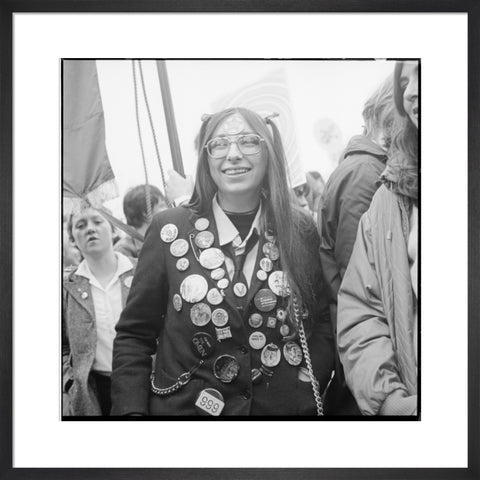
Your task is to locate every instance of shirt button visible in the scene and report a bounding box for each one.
[241,390,251,400]
[239,345,248,355]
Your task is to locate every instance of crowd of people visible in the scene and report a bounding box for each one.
[62,60,418,417]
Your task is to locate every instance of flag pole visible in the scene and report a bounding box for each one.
[156,60,185,177]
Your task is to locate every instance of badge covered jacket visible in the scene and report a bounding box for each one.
[111,205,334,416]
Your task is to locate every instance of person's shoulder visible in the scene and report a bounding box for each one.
[63,265,78,283]
[152,205,192,226]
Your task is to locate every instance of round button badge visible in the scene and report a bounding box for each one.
[190,302,212,327]
[249,331,266,350]
[212,308,229,327]
[195,218,210,231]
[172,293,183,312]
[176,257,190,272]
[211,267,226,281]
[191,332,215,359]
[207,288,223,306]
[256,270,267,281]
[195,231,215,249]
[180,274,208,303]
[268,270,291,297]
[217,278,229,290]
[248,313,263,329]
[259,257,273,272]
[170,238,189,257]
[213,355,240,383]
[254,289,277,312]
[283,341,303,366]
[199,248,225,270]
[233,282,247,298]
[261,343,281,368]
[160,224,178,243]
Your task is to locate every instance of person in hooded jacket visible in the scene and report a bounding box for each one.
[318,73,396,415]
[337,61,418,415]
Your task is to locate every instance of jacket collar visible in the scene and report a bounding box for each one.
[187,204,269,318]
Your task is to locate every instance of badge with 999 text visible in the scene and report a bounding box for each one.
[195,388,225,416]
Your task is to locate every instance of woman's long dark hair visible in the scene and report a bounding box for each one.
[188,107,323,326]
[384,62,418,202]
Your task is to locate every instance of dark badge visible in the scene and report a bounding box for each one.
[213,354,240,383]
[259,257,273,272]
[195,231,215,249]
[160,224,178,243]
[211,267,226,281]
[199,248,225,270]
[170,238,189,258]
[191,332,215,359]
[176,257,190,272]
[233,282,247,298]
[195,218,210,232]
[251,368,262,385]
[190,302,212,327]
[195,388,225,416]
[283,341,303,366]
[207,288,224,306]
[261,343,281,368]
[212,308,229,327]
[268,270,291,297]
[248,313,263,329]
[254,289,277,312]
[264,230,276,242]
[180,274,208,303]
[173,293,183,312]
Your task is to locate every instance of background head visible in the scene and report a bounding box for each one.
[393,61,419,128]
[362,73,396,149]
[67,207,115,258]
[123,184,166,229]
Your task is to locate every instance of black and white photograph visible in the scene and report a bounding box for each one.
[7,7,474,476]
[62,59,419,418]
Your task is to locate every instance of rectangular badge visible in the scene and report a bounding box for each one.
[195,390,225,416]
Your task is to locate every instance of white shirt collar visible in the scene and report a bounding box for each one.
[76,252,133,288]
[211,194,262,248]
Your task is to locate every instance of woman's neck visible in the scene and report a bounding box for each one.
[84,249,118,289]
[217,191,261,213]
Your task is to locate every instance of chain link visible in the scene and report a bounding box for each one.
[150,361,204,396]
[292,293,324,416]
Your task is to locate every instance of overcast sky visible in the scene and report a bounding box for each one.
[96,59,394,219]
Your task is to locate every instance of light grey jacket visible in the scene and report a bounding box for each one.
[62,260,136,416]
[337,186,417,415]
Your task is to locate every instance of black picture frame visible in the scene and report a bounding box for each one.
[1,1,478,478]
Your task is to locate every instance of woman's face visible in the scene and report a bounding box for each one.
[207,113,268,199]
[71,208,113,257]
[399,61,418,128]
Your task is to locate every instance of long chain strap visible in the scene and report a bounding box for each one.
[150,361,204,396]
[292,293,324,416]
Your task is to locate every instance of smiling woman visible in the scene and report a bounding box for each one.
[111,107,335,417]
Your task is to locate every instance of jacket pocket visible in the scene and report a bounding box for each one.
[148,365,205,416]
